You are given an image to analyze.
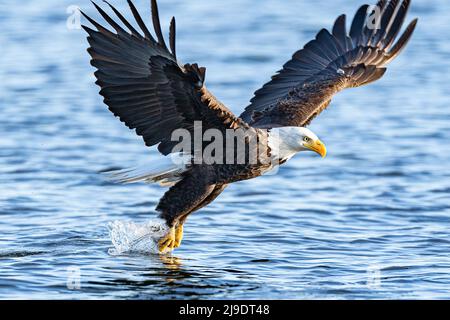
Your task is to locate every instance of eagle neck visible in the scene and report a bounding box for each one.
[267,128,300,163]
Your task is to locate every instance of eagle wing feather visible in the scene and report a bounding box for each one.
[83,0,247,155]
[240,0,417,128]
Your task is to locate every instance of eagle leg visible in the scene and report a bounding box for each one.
[155,167,218,253]
[155,166,230,254]
[158,182,227,253]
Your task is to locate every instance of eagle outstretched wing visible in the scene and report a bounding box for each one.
[240,0,418,128]
[82,0,247,155]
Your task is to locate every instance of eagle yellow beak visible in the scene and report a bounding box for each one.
[307,140,327,158]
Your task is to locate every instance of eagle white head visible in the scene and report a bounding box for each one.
[268,127,327,162]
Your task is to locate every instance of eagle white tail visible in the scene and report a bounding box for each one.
[103,154,191,186]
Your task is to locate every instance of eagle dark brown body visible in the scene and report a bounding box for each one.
[83,0,417,253]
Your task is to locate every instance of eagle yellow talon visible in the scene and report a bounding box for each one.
[174,224,183,248]
[158,226,176,253]
[158,223,184,253]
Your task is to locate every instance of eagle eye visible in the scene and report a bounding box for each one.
[303,137,311,142]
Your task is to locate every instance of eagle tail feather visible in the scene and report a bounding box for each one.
[102,154,191,186]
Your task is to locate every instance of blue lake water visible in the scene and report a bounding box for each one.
[0,0,449,299]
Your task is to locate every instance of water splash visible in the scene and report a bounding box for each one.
[108,219,169,255]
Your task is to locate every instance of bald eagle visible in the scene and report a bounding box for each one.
[82,0,417,253]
